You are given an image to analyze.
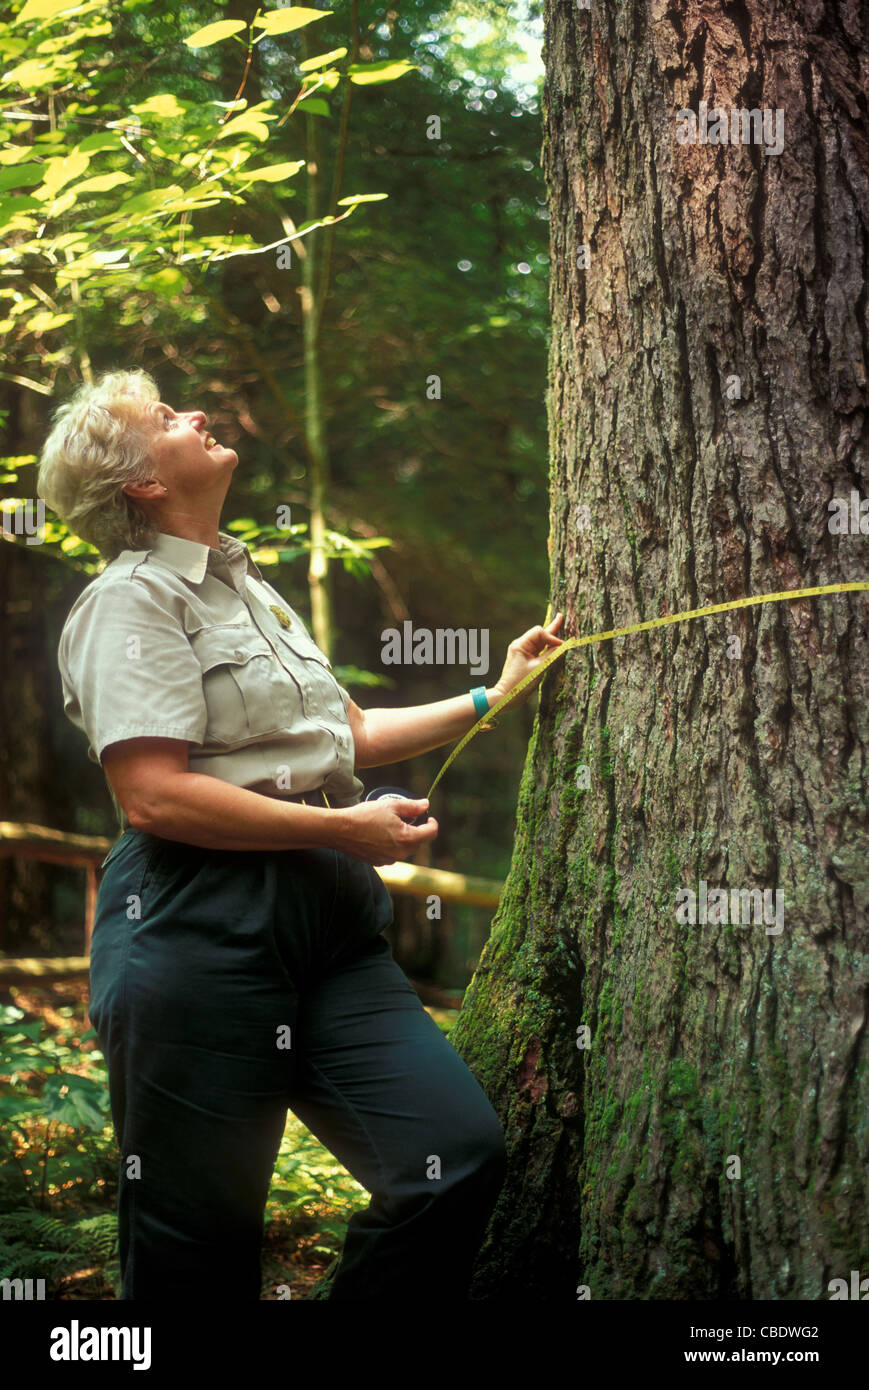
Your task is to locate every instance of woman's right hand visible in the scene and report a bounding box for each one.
[336,798,438,866]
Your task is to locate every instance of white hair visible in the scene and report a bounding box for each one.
[37,368,162,561]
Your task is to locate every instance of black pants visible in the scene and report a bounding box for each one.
[89,831,507,1299]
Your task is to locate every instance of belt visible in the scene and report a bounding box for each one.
[282,786,332,808]
[101,788,333,873]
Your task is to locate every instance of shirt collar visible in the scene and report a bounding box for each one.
[146,530,263,586]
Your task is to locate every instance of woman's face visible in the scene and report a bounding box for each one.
[141,400,238,490]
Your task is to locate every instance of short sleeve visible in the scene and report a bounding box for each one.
[58,578,208,764]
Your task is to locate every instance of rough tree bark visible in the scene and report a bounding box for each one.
[451,0,868,1299]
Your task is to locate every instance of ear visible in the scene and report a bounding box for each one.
[123,479,167,501]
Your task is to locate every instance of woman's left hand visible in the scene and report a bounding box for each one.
[488,613,565,710]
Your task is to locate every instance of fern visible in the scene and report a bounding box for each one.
[0,1209,118,1294]
[0,1232,80,1284]
[70,1213,118,1261]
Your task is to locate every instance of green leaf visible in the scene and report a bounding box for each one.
[292,215,340,234]
[298,47,347,72]
[114,184,224,219]
[143,266,186,295]
[130,92,190,120]
[297,98,330,117]
[74,172,131,194]
[184,20,247,49]
[0,38,29,64]
[216,108,277,142]
[114,184,182,216]
[179,232,257,260]
[60,533,90,552]
[0,1090,33,1116]
[10,1020,43,1042]
[253,8,331,36]
[5,297,39,317]
[37,149,89,195]
[1,56,73,88]
[237,160,304,184]
[76,131,122,152]
[0,163,44,192]
[14,0,77,24]
[46,1087,107,1130]
[42,189,76,216]
[313,68,341,92]
[347,60,418,85]
[24,310,74,333]
[0,196,40,229]
[336,192,388,205]
[0,145,44,166]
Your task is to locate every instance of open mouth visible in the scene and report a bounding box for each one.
[202,431,219,450]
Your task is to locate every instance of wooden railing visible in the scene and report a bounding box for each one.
[0,821,107,956]
[0,820,504,983]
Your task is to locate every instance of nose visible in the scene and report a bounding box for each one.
[184,409,207,430]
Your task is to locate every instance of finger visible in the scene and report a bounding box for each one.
[514,623,545,647]
[527,635,563,662]
[535,625,564,650]
[512,633,547,660]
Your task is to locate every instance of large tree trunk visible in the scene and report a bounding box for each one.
[451,0,868,1299]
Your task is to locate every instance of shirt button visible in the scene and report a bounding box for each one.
[234,649,245,661]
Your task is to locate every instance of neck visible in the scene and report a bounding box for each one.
[153,508,223,550]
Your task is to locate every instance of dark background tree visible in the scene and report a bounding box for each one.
[452,0,868,1298]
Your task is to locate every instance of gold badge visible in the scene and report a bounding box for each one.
[269,604,293,630]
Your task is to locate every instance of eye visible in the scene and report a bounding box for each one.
[163,413,178,430]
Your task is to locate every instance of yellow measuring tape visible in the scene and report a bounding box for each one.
[424,581,869,800]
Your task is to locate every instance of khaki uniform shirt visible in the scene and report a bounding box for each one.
[58,530,364,830]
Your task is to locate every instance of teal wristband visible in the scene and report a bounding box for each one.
[470,686,490,719]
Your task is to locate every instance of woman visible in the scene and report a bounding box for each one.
[37,368,565,1301]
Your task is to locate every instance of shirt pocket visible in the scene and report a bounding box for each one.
[272,622,333,671]
[190,625,300,745]
[270,626,348,715]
